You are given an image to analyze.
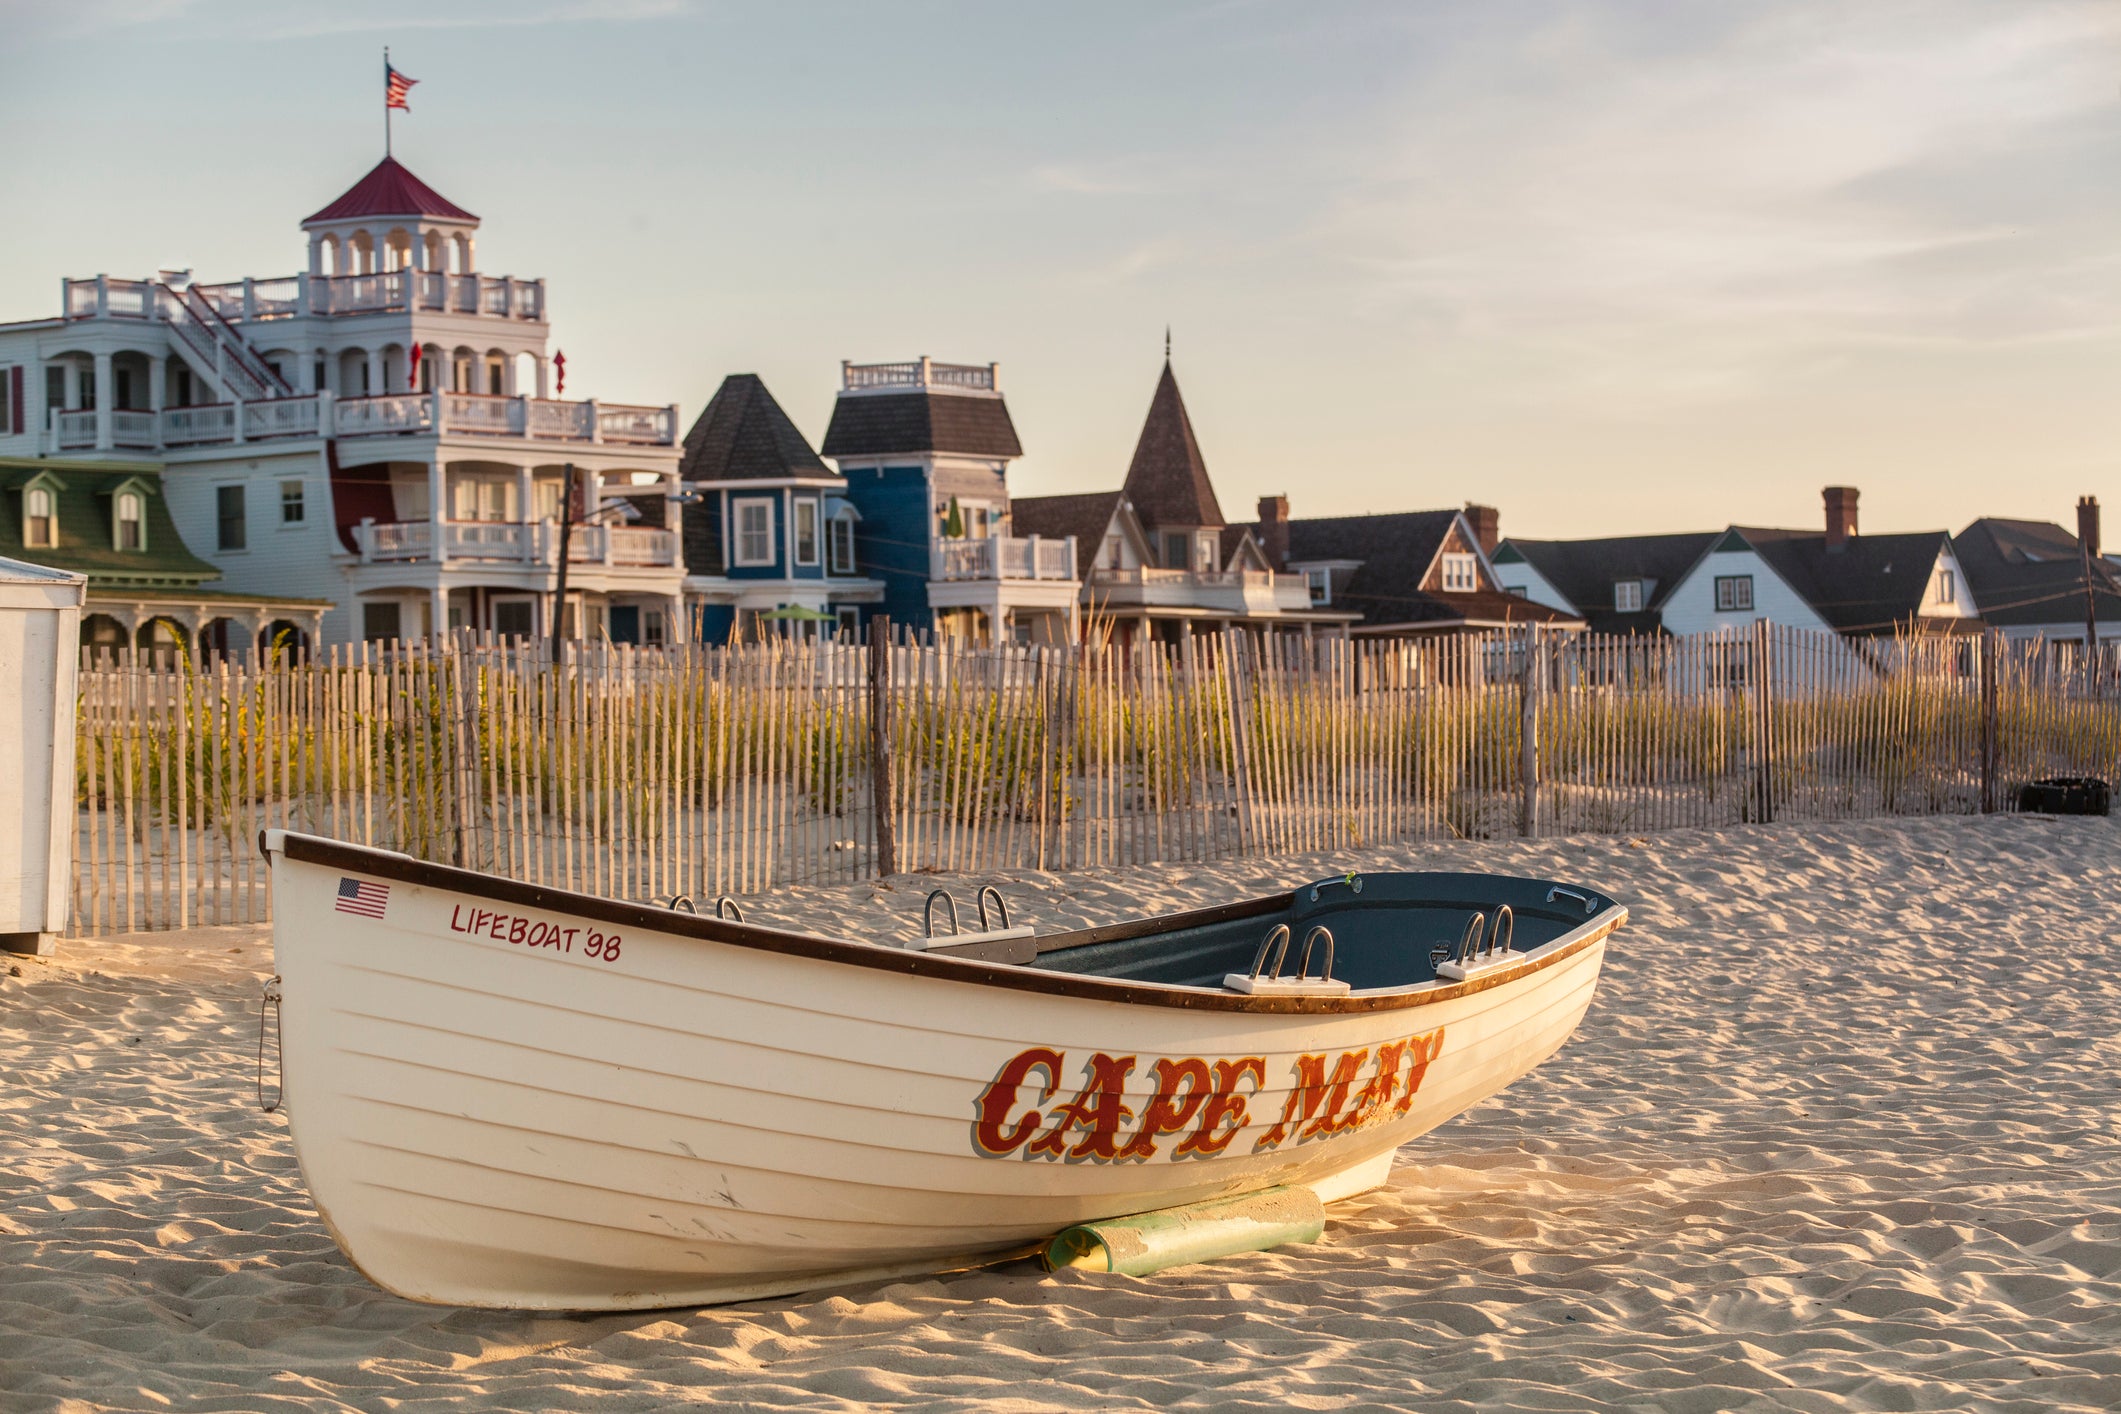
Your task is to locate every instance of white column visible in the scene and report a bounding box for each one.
[533,355,549,399]
[61,359,80,411]
[430,585,448,642]
[92,351,114,450]
[500,353,516,397]
[307,235,324,276]
[429,457,450,565]
[364,348,384,399]
[148,354,166,413]
[515,464,534,544]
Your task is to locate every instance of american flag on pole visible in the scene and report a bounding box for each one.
[386,65,417,111]
[335,877,390,919]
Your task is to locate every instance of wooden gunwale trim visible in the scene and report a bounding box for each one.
[266,831,1625,1016]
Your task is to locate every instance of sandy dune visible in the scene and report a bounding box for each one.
[5,815,2120,1411]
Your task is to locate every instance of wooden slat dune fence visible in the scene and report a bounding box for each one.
[69,624,2121,934]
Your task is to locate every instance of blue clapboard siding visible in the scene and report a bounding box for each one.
[840,465,934,629]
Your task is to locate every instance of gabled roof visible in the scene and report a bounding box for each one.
[1502,531,1721,634]
[821,391,1023,460]
[1285,510,1577,631]
[1953,517,2121,627]
[1122,362,1224,530]
[1728,527,1958,634]
[681,375,837,485]
[304,156,478,225]
[1011,491,1125,579]
[0,460,220,585]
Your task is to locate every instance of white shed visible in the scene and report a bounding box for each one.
[0,557,85,956]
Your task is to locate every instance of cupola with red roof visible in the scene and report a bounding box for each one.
[302,156,481,279]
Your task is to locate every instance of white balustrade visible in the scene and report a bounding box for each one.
[242,396,319,440]
[527,399,593,440]
[934,536,1075,582]
[595,404,673,444]
[248,278,300,319]
[441,394,519,436]
[52,410,97,450]
[102,279,154,318]
[160,404,237,445]
[841,358,997,392]
[1034,539,1076,579]
[110,410,158,448]
[444,521,530,559]
[607,527,678,566]
[334,394,433,437]
[363,522,433,561]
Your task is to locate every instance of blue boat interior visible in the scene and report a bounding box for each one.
[1029,872,1618,991]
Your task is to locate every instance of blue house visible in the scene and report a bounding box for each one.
[822,358,1078,644]
[677,374,881,641]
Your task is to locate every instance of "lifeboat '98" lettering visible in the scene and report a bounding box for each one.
[971,1027,1443,1162]
[448,905,623,964]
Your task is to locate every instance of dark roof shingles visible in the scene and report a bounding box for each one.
[821,392,1023,460]
[1121,363,1224,530]
[680,375,836,484]
[305,157,477,224]
[1011,492,1122,579]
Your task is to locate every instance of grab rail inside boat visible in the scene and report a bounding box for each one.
[665,895,698,914]
[1224,922,1350,996]
[1437,904,1520,982]
[924,889,960,939]
[713,896,745,923]
[912,887,1036,963]
[1546,886,1597,915]
[976,885,1011,932]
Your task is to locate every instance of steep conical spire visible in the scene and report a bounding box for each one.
[1122,361,1225,530]
[681,374,837,483]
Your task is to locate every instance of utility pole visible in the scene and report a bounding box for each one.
[2079,495,2102,693]
[551,463,576,668]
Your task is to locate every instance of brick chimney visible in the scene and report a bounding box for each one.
[2079,495,2101,559]
[1463,503,1500,555]
[1256,494,1290,571]
[1823,486,1859,551]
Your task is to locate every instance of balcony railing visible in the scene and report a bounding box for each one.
[47,392,677,454]
[842,357,999,393]
[355,519,680,570]
[933,535,1077,582]
[63,270,548,325]
[1088,566,1314,613]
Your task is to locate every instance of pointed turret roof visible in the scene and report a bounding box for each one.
[680,375,838,484]
[1122,361,1224,530]
[304,156,478,226]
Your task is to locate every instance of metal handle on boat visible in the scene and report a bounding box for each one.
[924,889,960,939]
[1247,924,1293,980]
[713,895,745,923]
[666,894,698,914]
[256,976,283,1115]
[1488,905,1513,957]
[976,886,1011,931]
[1295,925,1336,983]
[1546,886,1596,915]
[1456,911,1487,965]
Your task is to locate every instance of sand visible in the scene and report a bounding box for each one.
[5,814,2121,1412]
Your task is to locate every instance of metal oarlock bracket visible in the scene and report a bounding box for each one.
[257,976,284,1114]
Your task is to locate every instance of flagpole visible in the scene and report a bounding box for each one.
[384,46,392,157]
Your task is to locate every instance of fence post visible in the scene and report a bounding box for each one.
[1519,625,1541,838]
[1980,629,1998,813]
[1752,619,1775,825]
[868,615,896,878]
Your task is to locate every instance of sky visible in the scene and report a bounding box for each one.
[2,0,2117,540]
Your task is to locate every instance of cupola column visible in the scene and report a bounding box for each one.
[92,350,114,451]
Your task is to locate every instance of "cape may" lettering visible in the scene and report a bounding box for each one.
[971,1027,1444,1163]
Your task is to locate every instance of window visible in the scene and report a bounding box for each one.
[1105,535,1124,570]
[280,480,306,525]
[1163,532,1190,570]
[1306,568,1330,605]
[1936,569,1956,605]
[0,366,12,431]
[794,499,820,567]
[216,485,246,551]
[80,367,96,411]
[733,498,774,566]
[1613,579,1644,613]
[362,601,402,642]
[1501,583,1526,597]
[642,608,668,648]
[312,357,326,394]
[486,357,505,396]
[115,491,143,551]
[46,366,65,413]
[828,513,857,575]
[1440,553,1478,593]
[1196,534,1216,572]
[24,486,56,548]
[115,367,134,410]
[1715,574,1754,612]
[493,599,535,639]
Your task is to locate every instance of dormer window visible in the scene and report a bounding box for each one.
[1613,579,1644,613]
[1440,553,1478,593]
[1196,533,1216,573]
[24,485,56,548]
[115,491,144,551]
[1306,569,1330,604]
[1936,569,1956,605]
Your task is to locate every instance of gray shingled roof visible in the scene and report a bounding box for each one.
[680,375,837,484]
[821,392,1023,460]
[1286,511,1577,631]
[1122,362,1225,530]
[1499,532,1720,634]
[1011,491,1123,579]
[1734,527,1960,634]
[1953,517,2121,628]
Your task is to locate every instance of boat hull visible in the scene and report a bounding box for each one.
[266,840,1617,1309]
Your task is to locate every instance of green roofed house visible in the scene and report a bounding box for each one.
[0,456,328,656]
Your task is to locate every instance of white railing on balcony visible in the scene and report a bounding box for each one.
[335,393,435,437]
[842,357,999,393]
[354,519,678,570]
[111,410,158,449]
[597,404,675,444]
[161,404,237,445]
[527,398,593,440]
[442,393,517,436]
[305,270,546,320]
[933,535,1077,582]
[243,395,320,440]
[52,410,96,450]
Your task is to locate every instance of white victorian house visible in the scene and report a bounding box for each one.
[0,154,684,648]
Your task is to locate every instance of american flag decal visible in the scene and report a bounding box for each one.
[335,877,389,919]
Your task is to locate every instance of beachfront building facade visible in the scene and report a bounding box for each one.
[1011,360,1347,645]
[1953,500,2121,656]
[0,155,684,648]
[821,358,1080,645]
[676,375,883,641]
[1500,489,1980,643]
[1272,505,1580,638]
[0,455,329,656]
